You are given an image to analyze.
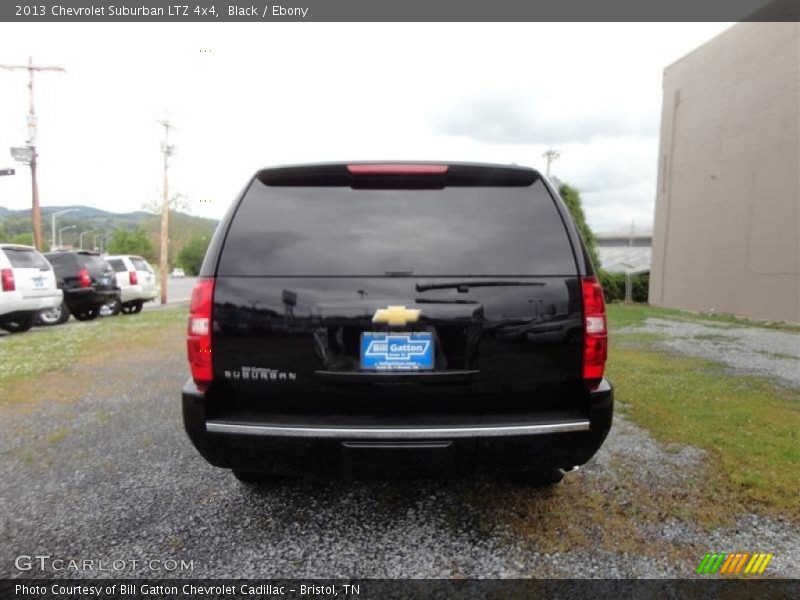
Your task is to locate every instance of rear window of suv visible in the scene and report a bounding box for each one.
[130,258,152,272]
[2,247,50,270]
[218,178,576,277]
[108,259,127,272]
[80,255,111,272]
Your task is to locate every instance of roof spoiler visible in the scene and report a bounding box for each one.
[255,162,540,188]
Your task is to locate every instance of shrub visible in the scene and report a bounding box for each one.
[177,233,211,276]
[598,269,649,303]
[559,183,600,268]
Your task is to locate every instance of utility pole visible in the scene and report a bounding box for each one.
[542,149,561,178]
[1,57,66,251]
[158,119,176,304]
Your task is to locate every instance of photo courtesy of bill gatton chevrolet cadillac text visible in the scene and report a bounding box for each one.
[182,162,613,483]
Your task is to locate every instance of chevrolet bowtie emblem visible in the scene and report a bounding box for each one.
[372,305,421,327]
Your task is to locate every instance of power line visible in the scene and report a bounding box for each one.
[1,57,66,251]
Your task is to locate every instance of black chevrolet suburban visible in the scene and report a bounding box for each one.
[183,162,612,482]
[42,250,120,323]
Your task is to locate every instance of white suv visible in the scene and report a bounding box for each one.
[0,244,63,333]
[102,255,159,315]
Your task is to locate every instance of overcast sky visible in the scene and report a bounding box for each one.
[0,22,731,233]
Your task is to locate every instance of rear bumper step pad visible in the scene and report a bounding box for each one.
[205,419,590,439]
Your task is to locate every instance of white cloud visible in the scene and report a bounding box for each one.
[0,22,733,233]
[433,93,658,144]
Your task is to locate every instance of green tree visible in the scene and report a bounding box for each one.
[177,233,210,276]
[108,227,155,259]
[558,183,600,268]
[6,232,49,251]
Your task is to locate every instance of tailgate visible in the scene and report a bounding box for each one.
[213,275,583,414]
[206,165,586,417]
[79,254,117,290]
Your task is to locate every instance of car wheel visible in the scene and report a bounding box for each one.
[131,301,144,314]
[37,301,70,326]
[100,298,122,317]
[73,307,100,321]
[0,314,35,333]
[232,470,284,484]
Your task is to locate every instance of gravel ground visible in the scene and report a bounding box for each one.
[620,318,800,389]
[1,321,799,579]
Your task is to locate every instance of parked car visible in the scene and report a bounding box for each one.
[171,268,186,278]
[102,255,159,315]
[0,244,63,333]
[182,162,612,484]
[38,251,120,325]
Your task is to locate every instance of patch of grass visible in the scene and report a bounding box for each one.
[614,331,668,346]
[606,345,800,519]
[455,464,734,567]
[0,308,186,402]
[607,303,800,333]
[45,429,69,445]
[606,303,693,329]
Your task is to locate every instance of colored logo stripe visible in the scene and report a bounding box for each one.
[699,552,774,575]
[697,553,726,574]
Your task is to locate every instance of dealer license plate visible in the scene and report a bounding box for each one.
[360,331,434,371]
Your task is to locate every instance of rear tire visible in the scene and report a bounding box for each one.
[73,306,100,321]
[508,468,565,487]
[100,298,122,317]
[0,314,35,333]
[121,301,143,315]
[37,301,70,326]
[232,470,284,484]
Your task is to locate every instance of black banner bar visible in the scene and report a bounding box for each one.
[1,0,799,23]
[2,579,800,600]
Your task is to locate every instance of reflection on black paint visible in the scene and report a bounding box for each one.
[213,276,584,403]
[217,180,576,277]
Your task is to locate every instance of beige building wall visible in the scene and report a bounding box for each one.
[649,22,800,323]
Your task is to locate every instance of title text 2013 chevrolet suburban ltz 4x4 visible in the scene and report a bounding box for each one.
[183,163,612,483]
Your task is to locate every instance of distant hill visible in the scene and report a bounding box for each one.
[0,205,218,260]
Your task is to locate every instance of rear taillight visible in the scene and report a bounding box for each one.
[1,268,15,292]
[187,277,214,390]
[581,276,608,389]
[78,268,92,288]
[129,271,138,285]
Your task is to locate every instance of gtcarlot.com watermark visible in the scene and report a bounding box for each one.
[15,554,194,573]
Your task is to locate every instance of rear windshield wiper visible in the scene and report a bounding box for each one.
[415,281,545,292]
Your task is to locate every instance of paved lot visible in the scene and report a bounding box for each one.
[143,276,197,309]
[1,314,798,579]
[0,278,196,340]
